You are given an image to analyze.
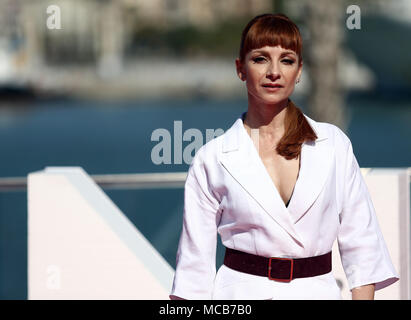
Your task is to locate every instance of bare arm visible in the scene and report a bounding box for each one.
[351,283,375,300]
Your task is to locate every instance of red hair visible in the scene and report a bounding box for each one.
[239,13,303,64]
[239,14,317,160]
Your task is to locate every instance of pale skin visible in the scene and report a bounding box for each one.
[236,45,303,206]
[236,45,375,300]
[352,284,375,300]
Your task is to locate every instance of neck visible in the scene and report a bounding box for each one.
[243,97,290,139]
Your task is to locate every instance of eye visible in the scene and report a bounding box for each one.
[252,56,267,63]
[282,59,295,65]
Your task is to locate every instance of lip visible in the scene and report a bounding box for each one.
[262,83,284,88]
[262,83,283,91]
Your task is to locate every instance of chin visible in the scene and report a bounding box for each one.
[248,90,290,106]
[258,95,289,106]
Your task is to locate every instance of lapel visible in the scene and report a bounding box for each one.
[287,116,334,224]
[219,114,333,248]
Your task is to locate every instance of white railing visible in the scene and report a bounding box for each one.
[1,169,410,191]
[0,172,187,191]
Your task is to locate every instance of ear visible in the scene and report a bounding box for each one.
[235,58,246,81]
[296,61,303,82]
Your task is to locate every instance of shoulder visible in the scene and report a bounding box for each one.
[304,114,352,150]
[190,116,241,166]
[191,134,224,166]
[189,123,234,170]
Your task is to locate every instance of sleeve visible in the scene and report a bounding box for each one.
[337,139,399,291]
[169,153,221,300]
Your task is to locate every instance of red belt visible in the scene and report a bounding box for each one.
[223,247,332,282]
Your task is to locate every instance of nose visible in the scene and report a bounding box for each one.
[266,62,280,80]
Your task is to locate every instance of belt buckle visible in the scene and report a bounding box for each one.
[268,257,294,282]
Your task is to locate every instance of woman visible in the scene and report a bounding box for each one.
[169,13,399,300]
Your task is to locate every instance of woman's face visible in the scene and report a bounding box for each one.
[236,45,302,106]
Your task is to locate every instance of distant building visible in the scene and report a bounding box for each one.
[9,0,273,70]
[130,0,273,27]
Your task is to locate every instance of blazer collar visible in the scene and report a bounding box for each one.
[219,113,334,247]
[222,112,328,151]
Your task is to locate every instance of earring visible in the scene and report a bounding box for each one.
[295,78,300,84]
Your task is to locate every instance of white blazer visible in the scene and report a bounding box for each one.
[170,114,399,300]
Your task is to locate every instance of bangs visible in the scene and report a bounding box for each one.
[240,14,302,63]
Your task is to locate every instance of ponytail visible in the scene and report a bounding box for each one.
[276,100,318,160]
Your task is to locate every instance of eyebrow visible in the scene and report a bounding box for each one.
[251,49,297,57]
[280,51,297,57]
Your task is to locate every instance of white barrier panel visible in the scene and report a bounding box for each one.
[28,167,174,299]
[332,168,410,300]
[28,167,409,299]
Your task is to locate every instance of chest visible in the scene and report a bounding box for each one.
[259,152,300,205]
